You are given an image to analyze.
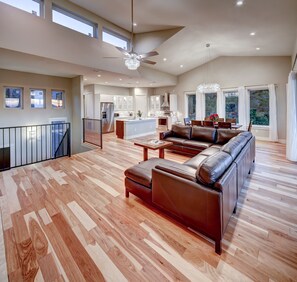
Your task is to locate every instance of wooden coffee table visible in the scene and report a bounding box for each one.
[134,140,173,161]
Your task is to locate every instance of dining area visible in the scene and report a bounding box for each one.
[184,115,248,130]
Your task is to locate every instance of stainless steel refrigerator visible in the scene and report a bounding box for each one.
[100,102,114,133]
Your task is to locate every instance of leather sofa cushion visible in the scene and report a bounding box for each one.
[183,154,208,169]
[160,130,173,140]
[183,140,212,150]
[192,127,217,143]
[155,162,197,182]
[216,129,242,144]
[199,146,221,156]
[210,144,223,149]
[164,137,187,145]
[172,125,192,139]
[222,136,246,160]
[125,158,176,188]
[238,131,252,140]
[196,151,233,186]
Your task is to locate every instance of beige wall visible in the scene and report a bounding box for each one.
[0,69,72,127]
[155,56,291,140]
[293,33,297,71]
[0,69,88,154]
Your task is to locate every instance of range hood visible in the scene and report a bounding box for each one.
[161,93,170,108]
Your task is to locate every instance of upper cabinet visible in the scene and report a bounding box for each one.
[113,95,134,111]
[150,95,161,112]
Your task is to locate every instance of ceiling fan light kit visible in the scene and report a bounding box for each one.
[125,54,140,70]
[117,0,158,70]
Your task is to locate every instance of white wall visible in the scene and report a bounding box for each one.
[155,56,291,140]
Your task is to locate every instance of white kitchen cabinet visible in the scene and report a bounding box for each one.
[169,94,178,112]
[150,95,160,112]
[100,94,114,103]
[113,95,134,111]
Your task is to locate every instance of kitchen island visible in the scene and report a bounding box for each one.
[116,118,157,139]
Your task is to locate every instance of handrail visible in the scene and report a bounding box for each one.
[82,118,103,148]
[54,128,71,158]
[0,122,71,171]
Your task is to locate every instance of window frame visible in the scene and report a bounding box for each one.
[52,4,98,38]
[30,88,46,109]
[102,27,130,50]
[248,87,270,127]
[204,92,217,118]
[51,89,65,109]
[3,86,23,109]
[0,0,43,17]
[224,90,239,123]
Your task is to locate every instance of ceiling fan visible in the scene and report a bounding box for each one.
[116,0,159,70]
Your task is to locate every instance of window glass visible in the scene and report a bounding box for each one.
[187,94,196,120]
[51,90,64,108]
[205,93,217,117]
[0,0,42,16]
[102,28,129,50]
[249,89,269,125]
[30,89,45,108]
[225,91,239,123]
[52,5,97,37]
[4,87,23,109]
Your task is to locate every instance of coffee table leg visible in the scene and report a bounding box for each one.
[143,148,148,161]
[159,148,165,159]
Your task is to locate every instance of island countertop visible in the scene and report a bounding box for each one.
[116,118,157,139]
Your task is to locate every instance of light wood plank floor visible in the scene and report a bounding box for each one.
[0,133,297,281]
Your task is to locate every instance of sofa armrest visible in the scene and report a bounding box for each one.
[152,168,222,242]
[159,130,173,140]
[155,163,197,182]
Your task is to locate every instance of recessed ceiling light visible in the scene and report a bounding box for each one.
[136,81,139,84]
[84,78,87,81]
[256,47,260,50]
[119,78,122,81]
[133,22,137,26]
[180,64,184,68]
[250,32,256,36]
[105,81,108,84]
[236,0,244,6]
[163,58,167,61]
[97,74,101,77]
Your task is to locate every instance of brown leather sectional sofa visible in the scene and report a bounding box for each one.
[124,125,255,254]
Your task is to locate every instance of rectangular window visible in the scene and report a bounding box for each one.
[102,28,129,50]
[0,0,42,16]
[249,89,269,126]
[205,93,217,117]
[30,89,45,108]
[187,94,196,120]
[52,5,97,38]
[51,90,64,109]
[225,91,239,123]
[4,87,23,109]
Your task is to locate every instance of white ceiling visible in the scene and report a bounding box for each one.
[1,0,297,87]
[69,0,297,76]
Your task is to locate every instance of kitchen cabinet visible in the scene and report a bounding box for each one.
[113,95,134,111]
[150,95,160,112]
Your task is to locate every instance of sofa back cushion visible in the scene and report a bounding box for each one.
[222,135,246,160]
[172,125,192,139]
[238,131,253,140]
[196,151,233,186]
[192,127,217,143]
[216,129,243,144]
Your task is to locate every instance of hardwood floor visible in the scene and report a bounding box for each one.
[0,133,297,281]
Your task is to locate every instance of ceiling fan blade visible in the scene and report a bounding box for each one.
[141,59,156,65]
[138,51,159,59]
[116,46,130,56]
[103,56,120,59]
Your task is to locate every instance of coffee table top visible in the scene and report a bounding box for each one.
[134,139,173,150]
